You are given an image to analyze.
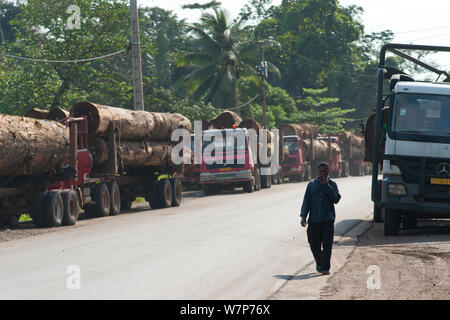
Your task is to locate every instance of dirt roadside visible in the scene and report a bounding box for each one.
[321,220,450,300]
[271,219,450,300]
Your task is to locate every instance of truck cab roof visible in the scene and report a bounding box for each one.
[395,81,450,95]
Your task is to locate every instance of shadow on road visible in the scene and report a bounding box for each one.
[274,273,323,281]
[334,219,365,237]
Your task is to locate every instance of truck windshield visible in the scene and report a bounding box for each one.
[284,139,298,153]
[202,135,247,152]
[392,93,450,137]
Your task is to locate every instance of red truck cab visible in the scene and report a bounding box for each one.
[280,135,310,182]
[200,128,260,195]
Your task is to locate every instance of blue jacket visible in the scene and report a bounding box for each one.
[300,177,341,223]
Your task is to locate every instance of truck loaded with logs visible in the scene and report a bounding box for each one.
[0,102,191,228]
[199,111,283,195]
[279,124,370,182]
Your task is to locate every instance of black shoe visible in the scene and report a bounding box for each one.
[321,270,330,275]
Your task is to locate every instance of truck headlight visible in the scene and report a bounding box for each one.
[389,184,407,195]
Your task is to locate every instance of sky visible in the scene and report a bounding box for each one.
[140,0,450,72]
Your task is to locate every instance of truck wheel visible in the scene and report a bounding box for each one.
[384,208,401,236]
[201,184,213,196]
[402,212,418,229]
[121,198,133,211]
[243,178,254,193]
[43,191,64,227]
[31,192,47,228]
[148,180,162,209]
[108,182,121,216]
[158,179,173,208]
[344,162,350,177]
[373,202,383,223]
[261,174,271,188]
[359,163,364,176]
[254,169,261,191]
[271,174,277,185]
[278,170,284,184]
[93,183,111,217]
[304,164,312,182]
[61,190,79,226]
[171,178,182,207]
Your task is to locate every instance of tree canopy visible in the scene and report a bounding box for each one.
[0,0,402,132]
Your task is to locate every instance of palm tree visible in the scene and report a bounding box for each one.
[178,9,258,111]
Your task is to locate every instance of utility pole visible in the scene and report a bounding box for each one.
[130,0,145,111]
[258,41,268,129]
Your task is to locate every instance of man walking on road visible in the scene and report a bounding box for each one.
[300,163,341,275]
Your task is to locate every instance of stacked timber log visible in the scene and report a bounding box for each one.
[238,118,273,159]
[25,107,70,121]
[364,107,389,163]
[337,131,365,160]
[303,138,341,162]
[0,114,69,176]
[70,102,192,170]
[208,111,242,129]
[279,124,319,140]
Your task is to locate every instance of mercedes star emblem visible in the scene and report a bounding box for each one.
[437,163,450,177]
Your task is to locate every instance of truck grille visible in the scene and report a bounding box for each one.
[205,162,245,171]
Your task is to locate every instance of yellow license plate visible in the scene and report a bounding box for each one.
[430,178,450,185]
[219,168,232,172]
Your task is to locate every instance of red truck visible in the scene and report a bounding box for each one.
[200,128,272,195]
[280,134,343,181]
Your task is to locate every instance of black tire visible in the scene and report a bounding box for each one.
[158,179,173,209]
[278,170,284,184]
[108,182,121,216]
[31,192,47,228]
[373,202,383,223]
[261,174,272,188]
[121,197,133,211]
[243,178,254,193]
[61,190,79,226]
[402,212,418,229]
[254,169,261,191]
[271,173,277,185]
[304,164,312,182]
[359,162,364,176]
[201,184,214,196]
[43,191,64,227]
[341,162,349,177]
[384,208,401,236]
[92,183,111,217]
[171,178,182,207]
[148,180,162,209]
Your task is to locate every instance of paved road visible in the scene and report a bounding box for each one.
[0,176,373,299]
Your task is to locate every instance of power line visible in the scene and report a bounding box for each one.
[0,48,128,63]
[396,25,450,34]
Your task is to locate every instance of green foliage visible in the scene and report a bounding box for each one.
[0,0,398,132]
[182,1,221,10]
[294,87,355,133]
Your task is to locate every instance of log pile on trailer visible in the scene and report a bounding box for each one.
[71,102,192,171]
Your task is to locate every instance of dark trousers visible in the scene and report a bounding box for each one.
[307,220,334,271]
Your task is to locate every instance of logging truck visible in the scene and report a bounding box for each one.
[199,127,280,195]
[0,102,190,228]
[369,43,450,235]
[280,124,343,181]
